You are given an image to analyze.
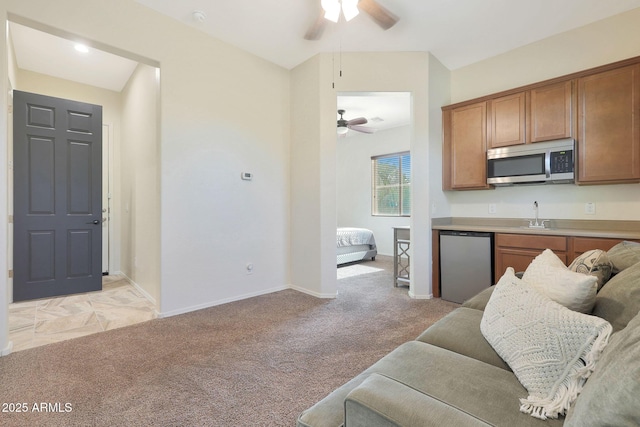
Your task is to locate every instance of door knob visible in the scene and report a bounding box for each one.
[86,220,100,225]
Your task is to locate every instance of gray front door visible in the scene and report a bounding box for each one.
[13,90,103,301]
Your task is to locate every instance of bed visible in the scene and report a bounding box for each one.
[337,227,378,265]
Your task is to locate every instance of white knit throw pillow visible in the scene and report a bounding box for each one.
[522,249,598,313]
[481,268,612,420]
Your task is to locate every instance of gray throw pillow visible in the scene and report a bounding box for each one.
[591,260,640,333]
[564,311,640,427]
[607,241,640,274]
[568,249,613,290]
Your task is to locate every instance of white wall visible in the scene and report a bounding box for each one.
[120,63,160,304]
[446,8,640,222]
[336,125,411,255]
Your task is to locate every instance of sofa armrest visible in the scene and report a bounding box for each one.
[344,373,492,427]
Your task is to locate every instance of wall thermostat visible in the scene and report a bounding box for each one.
[241,172,253,181]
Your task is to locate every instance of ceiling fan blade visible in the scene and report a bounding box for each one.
[304,11,328,40]
[358,0,399,30]
[347,117,368,126]
[349,125,377,134]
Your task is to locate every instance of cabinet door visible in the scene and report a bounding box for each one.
[489,92,526,148]
[529,80,574,143]
[577,64,640,184]
[569,236,640,260]
[495,247,544,277]
[443,102,490,190]
[495,233,568,277]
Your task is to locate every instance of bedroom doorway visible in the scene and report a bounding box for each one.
[335,92,412,282]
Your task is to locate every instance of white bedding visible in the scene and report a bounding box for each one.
[337,227,377,248]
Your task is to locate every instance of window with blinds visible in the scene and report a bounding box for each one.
[371,152,411,216]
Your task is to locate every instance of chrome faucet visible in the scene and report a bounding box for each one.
[528,201,549,228]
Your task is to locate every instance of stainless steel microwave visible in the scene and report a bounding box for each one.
[487,138,575,186]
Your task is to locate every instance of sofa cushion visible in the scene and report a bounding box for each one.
[416,307,511,371]
[481,268,612,420]
[354,341,562,427]
[522,249,597,313]
[568,249,613,290]
[591,259,640,333]
[299,340,564,427]
[461,286,495,311]
[564,311,640,427]
[607,240,640,274]
[345,373,492,427]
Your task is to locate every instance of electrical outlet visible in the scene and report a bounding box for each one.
[488,203,497,214]
[585,202,596,215]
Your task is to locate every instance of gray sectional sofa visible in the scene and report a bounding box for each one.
[297,242,640,427]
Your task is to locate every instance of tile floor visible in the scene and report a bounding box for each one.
[8,275,157,353]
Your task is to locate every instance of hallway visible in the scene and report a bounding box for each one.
[8,275,156,352]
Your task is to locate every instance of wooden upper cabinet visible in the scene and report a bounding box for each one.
[443,102,490,190]
[577,64,640,184]
[489,92,526,148]
[529,80,574,143]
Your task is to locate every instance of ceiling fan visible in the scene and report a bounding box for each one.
[337,109,376,135]
[305,0,399,41]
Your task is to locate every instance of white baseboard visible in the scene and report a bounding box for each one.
[288,284,337,299]
[157,285,290,318]
[408,290,433,300]
[2,340,13,356]
[117,273,161,318]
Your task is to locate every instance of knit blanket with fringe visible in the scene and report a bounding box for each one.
[480,268,613,420]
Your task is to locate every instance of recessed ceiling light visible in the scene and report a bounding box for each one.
[74,44,89,53]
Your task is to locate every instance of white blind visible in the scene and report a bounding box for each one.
[371,152,411,216]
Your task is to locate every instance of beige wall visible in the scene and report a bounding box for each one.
[0,0,291,340]
[445,8,640,222]
[451,8,640,102]
[120,63,160,304]
[289,55,326,296]
[11,70,124,304]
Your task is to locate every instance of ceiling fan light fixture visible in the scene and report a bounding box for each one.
[321,0,341,22]
[337,126,349,135]
[342,0,360,21]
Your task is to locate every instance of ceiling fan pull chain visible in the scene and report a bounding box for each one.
[332,50,335,89]
[339,39,343,78]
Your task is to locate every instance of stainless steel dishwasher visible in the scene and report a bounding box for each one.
[439,231,494,304]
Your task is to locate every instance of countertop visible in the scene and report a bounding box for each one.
[432,217,640,240]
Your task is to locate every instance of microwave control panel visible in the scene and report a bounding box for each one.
[550,150,573,173]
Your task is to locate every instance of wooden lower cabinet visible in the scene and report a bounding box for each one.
[495,233,640,277]
[495,233,567,277]
[433,230,639,297]
[570,236,640,259]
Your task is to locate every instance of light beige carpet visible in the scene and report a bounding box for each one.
[0,256,458,426]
